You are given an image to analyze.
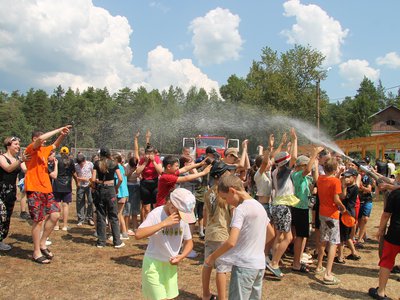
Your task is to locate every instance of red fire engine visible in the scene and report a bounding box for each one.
[182,135,239,160]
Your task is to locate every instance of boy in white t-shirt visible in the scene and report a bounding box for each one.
[205,175,274,300]
[135,188,195,300]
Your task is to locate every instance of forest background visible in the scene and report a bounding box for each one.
[1,45,399,154]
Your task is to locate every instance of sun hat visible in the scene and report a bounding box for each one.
[225,148,238,158]
[60,146,69,154]
[169,188,196,223]
[274,151,291,167]
[341,211,356,227]
[295,155,310,166]
[210,161,236,179]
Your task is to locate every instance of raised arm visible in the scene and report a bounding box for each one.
[134,130,140,161]
[289,128,297,168]
[34,125,72,150]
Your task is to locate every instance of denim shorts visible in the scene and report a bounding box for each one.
[229,265,264,300]
[124,184,140,216]
[359,201,373,218]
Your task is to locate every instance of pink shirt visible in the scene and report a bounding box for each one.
[139,156,161,180]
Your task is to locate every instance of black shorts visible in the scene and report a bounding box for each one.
[339,218,352,242]
[140,179,158,205]
[291,207,309,238]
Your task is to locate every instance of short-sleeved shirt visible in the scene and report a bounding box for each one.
[342,184,358,218]
[156,171,180,207]
[291,171,313,209]
[24,143,54,193]
[204,185,232,242]
[75,161,94,187]
[317,175,342,219]
[140,206,191,262]
[115,164,129,198]
[359,174,373,203]
[384,189,400,245]
[254,169,272,197]
[94,160,118,181]
[139,156,161,180]
[222,199,268,270]
[52,156,75,193]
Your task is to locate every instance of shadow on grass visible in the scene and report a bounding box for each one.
[60,233,95,245]
[332,263,379,278]
[3,245,33,260]
[111,253,145,268]
[177,290,202,299]
[308,282,369,299]
[9,233,32,243]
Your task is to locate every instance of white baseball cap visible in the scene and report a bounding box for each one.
[170,188,196,223]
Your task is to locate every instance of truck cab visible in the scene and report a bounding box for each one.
[183,135,239,160]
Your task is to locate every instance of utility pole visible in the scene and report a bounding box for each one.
[316,78,320,138]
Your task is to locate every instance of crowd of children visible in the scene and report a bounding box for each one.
[0,126,399,300]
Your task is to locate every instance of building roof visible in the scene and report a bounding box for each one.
[368,105,400,119]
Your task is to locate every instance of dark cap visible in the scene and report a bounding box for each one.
[210,161,236,179]
[205,146,217,154]
[342,168,358,177]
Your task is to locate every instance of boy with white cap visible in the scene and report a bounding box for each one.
[135,188,195,300]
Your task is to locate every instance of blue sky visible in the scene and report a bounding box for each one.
[1,0,399,101]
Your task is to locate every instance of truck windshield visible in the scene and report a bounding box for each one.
[197,138,225,149]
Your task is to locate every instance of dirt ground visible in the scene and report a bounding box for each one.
[1,194,399,300]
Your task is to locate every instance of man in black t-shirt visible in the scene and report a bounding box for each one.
[368,189,400,299]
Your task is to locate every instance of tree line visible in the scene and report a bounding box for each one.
[1,45,399,154]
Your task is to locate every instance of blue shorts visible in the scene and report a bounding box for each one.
[359,202,372,218]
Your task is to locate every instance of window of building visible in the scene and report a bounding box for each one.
[386,120,396,125]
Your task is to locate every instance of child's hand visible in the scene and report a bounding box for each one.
[204,255,214,268]
[290,127,297,140]
[162,212,180,227]
[281,132,287,145]
[338,203,346,213]
[169,255,184,265]
[242,139,249,148]
[148,153,155,161]
[269,133,274,148]
[135,131,140,138]
[202,164,212,174]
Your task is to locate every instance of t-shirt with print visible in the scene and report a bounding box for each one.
[24,143,54,193]
[221,199,268,270]
[317,175,342,219]
[156,171,180,207]
[359,174,373,203]
[140,206,191,262]
[291,170,313,209]
[254,169,272,198]
[52,155,75,193]
[342,184,358,218]
[204,185,232,242]
[384,189,400,245]
[139,156,161,180]
[75,161,94,187]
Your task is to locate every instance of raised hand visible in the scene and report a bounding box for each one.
[162,212,180,227]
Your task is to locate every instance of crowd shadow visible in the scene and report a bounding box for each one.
[111,253,144,268]
[60,232,95,245]
[308,282,370,299]
[177,290,202,299]
[2,244,33,260]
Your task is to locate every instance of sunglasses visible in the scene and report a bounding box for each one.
[10,136,20,142]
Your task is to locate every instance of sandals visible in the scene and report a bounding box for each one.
[40,248,54,260]
[368,287,389,299]
[266,262,284,279]
[346,254,361,261]
[292,264,310,273]
[334,257,346,264]
[391,265,400,273]
[32,255,51,264]
[323,276,340,285]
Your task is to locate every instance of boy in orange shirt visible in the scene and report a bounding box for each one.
[24,125,71,264]
[315,157,346,285]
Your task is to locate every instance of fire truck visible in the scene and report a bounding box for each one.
[182,135,239,160]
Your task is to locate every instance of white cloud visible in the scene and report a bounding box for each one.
[376,52,400,69]
[147,46,220,94]
[282,0,349,66]
[339,59,380,87]
[0,0,219,95]
[189,7,243,66]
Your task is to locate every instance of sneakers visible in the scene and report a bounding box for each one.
[62,226,69,231]
[20,211,30,220]
[88,219,95,226]
[0,241,12,251]
[77,222,83,226]
[96,244,105,248]
[127,229,136,236]
[54,226,60,231]
[45,238,52,246]
[114,242,125,249]
[120,233,129,240]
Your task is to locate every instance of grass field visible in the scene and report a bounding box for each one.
[1,196,399,300]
